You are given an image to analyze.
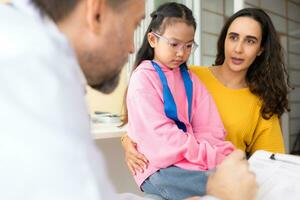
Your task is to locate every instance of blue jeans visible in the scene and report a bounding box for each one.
[141,166,211,200]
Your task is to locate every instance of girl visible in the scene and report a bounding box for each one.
[125,3,234,200]
[123,8,290,176]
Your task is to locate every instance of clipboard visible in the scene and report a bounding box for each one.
[249,150,300,200]
[269,152,300,165]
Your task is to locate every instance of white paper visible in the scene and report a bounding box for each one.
[249,150,300,200]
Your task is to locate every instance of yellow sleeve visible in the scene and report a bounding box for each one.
[247,115,285,155]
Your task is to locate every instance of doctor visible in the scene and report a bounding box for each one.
[0,0,256,199]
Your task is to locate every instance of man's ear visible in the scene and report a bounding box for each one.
[148,32,157,48]
[86,0,104,33]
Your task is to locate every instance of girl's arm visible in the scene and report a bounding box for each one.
[190,75,235,165]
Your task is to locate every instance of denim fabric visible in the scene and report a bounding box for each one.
[141,166,211,200]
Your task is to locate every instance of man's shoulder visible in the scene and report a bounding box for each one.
[0,5,60,58]
[0,4,81,89]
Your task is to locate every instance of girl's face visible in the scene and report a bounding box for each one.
[223,17,263,73]
[148,22,196,69]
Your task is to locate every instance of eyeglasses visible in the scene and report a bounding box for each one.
[152,32,198,53]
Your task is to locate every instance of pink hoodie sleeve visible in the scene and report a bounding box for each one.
[190,74,235,167]
[127,69,234,170]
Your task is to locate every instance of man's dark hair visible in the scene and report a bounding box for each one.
[31,0,129,22]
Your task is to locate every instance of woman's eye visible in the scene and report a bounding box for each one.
[247,39,255,44]
[229,35,238,41]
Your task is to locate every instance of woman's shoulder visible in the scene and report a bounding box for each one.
[188,66,211,83]
[189,66,209,74]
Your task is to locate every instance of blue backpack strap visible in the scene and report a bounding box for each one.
[180,64,193,122]
[151,61,193,132]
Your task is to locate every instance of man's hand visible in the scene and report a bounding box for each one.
[206,150,257,200]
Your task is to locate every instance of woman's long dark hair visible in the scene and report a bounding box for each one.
[122,2,196,124]
[215,8,291,119]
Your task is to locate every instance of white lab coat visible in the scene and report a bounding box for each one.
[0,0,149,199]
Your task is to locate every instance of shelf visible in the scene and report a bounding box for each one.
[91,123,127,139]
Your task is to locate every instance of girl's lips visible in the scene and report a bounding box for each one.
[171,60,184,66]
[231,57,244,65]
[173,60,183,64]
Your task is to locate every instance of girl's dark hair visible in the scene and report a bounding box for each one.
[122,2,196,124]
[133,2,196,69]
[215,8,291,119]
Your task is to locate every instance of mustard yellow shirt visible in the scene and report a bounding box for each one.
[190,66,285,155]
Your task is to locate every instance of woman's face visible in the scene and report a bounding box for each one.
[223,16,263,73]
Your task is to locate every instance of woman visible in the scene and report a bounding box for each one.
[122,7,291,175]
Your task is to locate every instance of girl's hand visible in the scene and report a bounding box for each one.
[121,135,149,175]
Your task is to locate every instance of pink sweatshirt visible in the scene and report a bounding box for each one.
[127,60,235,187]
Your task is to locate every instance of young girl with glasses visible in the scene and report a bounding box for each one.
[124,3,235,199]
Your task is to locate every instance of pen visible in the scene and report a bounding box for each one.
[270,153,300,165]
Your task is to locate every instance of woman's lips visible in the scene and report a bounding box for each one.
[231,57,244,65]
